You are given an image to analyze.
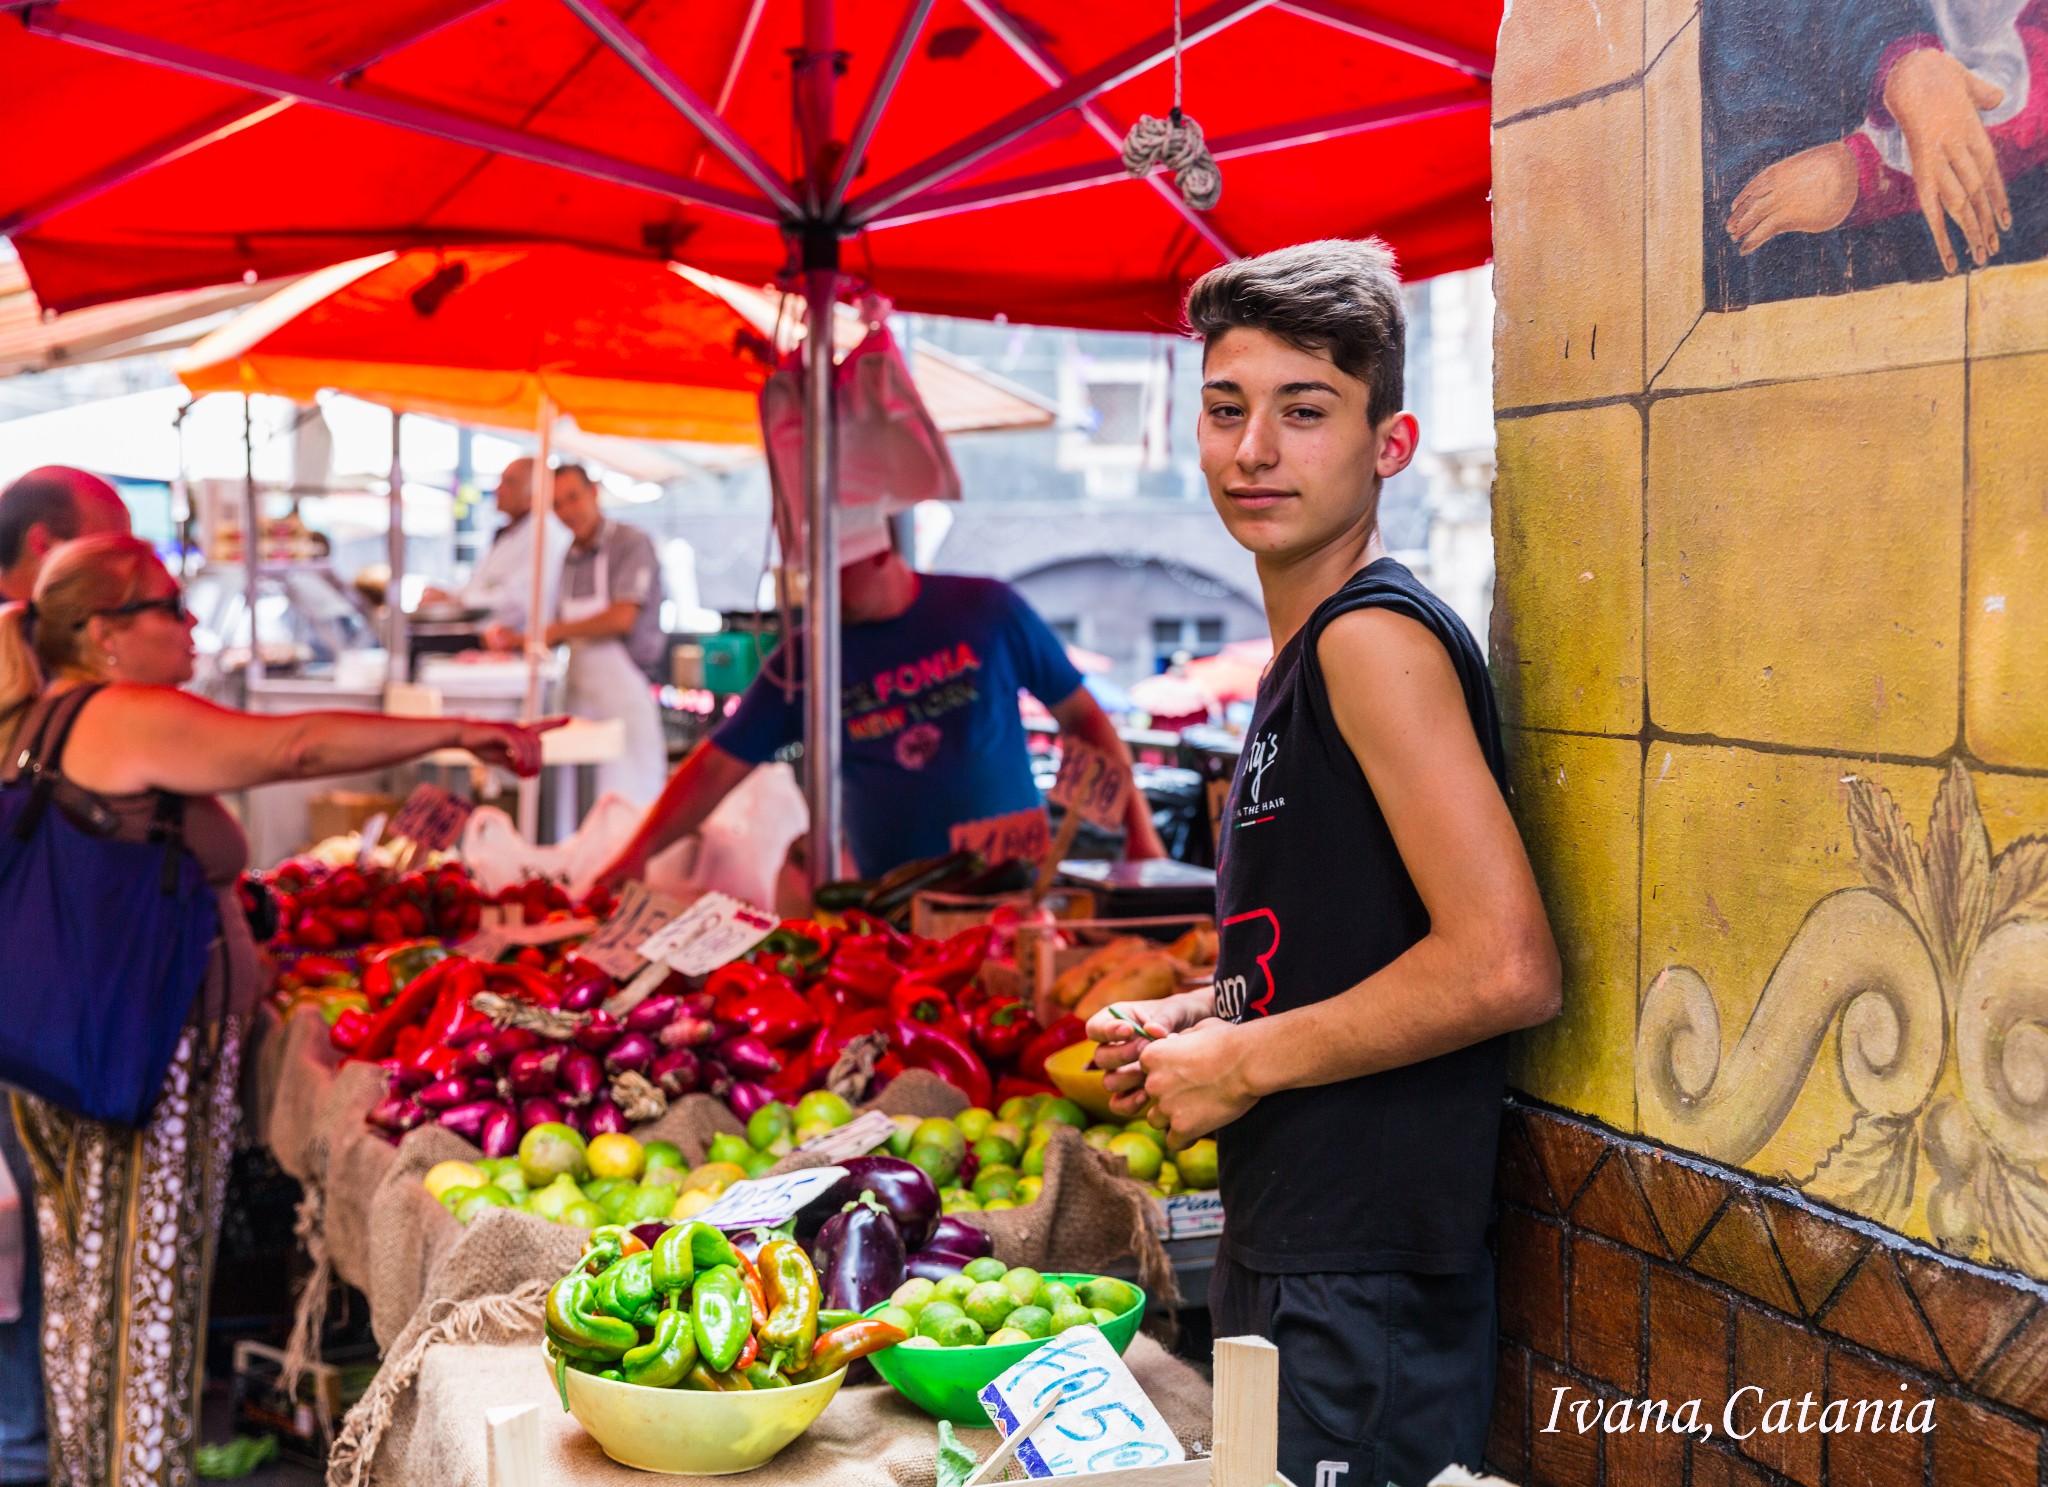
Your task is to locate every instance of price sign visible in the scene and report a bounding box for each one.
[355,812,387,869]
[1155,1191,1224,1241]
[389,784,473,851]
[793,1110,898,1164]
[454,915,597,962]
[978,1325,1185,1478]
[690,1166,848,1232]
[579,881,687,979]
[951,806,1053,866]
[637,892,777,976]
[1048,741,1132,830]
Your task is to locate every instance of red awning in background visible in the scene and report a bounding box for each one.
[1,0,1497,326]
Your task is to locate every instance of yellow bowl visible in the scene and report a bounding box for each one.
[548,1347,846,1475]
[1043,1039,1117,1120]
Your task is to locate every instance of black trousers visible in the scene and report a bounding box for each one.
[1208,1251,1496,1487]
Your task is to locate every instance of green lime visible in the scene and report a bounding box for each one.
[1078,1278,1142,1315]
[1050,1302,1095,1334]
[528,1173,584,1220]
[973,1134,1021,1169]
[935,1273,977,1304]
[963,1256,1008,1284]
[1107,1133,1164,1183]
[972,1166,1019,1204]
[900,1335,940,1349]
[1083,1124,1119,1150]
[915,1301,965,1340]
[1020,1142,1048,1178]
[747,1102,795,1153]
[620,1185,679,1224]
[963,1281,1017,1332]
[706,1132,752,1167]
[1156,1160,1182,1195]
[795,1090,855,1129]
[1121,1118,1165,1147]
[934,1315,986,1349]
[597,1186,638,1223]
[983,1198,1017,1210]
[490,1168,529,1197]
[1035,1281,1079,1313]
[454,1186,512,1224]
[1000,1267,1042,1305]
[438,1184,481,1215]
[560,1200,606,1229]
[908,1143,961,1188]
[1038,1097,1089,1131]
[1089,1307,1120,1326]
[874,1304,917,1334]
[988,1327,1033,1347]
[995,1096,1035,1124]
[1176,1137,1219,1190]
[939,1188,982,1213]
[911,1117,966,1160]
[886,1115,920,1157]
[1016,1176,1043,1204]
[891,1277,938,1314]
[580,1177,629,1206]
[740,1147,780,1178]
[1004,1304,1052,1339]
[987,1119,1027,1150]
[640,1165,685,1190]
[641,1140,686,1172]
[955,1107,995,1144]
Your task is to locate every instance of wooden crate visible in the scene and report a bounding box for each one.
[909,884,1096,941]
[1017,914,1216,1030]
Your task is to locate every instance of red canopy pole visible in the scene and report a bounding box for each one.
[801,0,842,890]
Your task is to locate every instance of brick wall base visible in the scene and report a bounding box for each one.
[1486,1099,2048,1485]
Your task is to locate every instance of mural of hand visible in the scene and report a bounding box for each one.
[1883,47,2012,272]
[1727,141,1861,254]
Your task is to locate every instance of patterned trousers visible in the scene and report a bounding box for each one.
[12,1018,242,1487]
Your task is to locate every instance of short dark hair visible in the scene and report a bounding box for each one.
[1185,238,1406,425]
[0,466,113,569]
[553,461,593,487]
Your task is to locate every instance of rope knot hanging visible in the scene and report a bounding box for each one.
[1120,0,1222,210]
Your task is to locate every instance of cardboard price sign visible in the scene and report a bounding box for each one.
[389,784,473,851]
[578,881,688,979]
[1048,741,1131,830]
[637,892,778,976]
[690,1167,848,1232]
[792,1110,899,1164]
[454,915,598,963]
[977,1325,1185,1477]
[950,806,1053,865]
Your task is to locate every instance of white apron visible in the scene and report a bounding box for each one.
[559,536,669,812]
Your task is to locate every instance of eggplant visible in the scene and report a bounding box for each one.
[715,1034,782,1081]
[416,1076,473,1110]
[480,1103,521,1158]
[904,1249,979,1284]
[367,1095,428,1134]
[605,1031,657,1075]
[558,1049,604,1106]
[629,1221,672,1250]
[725,1080,776,1124]
[924,1214,994,1261]
[506,1046,565,1097]
[585,1097,630,1137]
[436,1099,496,1141]
[811,1194,906,1313]
[573,1011,623,1054]
[650,1048,700,1098]
[623,994,679,1033]
[798,1156,939,1248]
[517,1095,567,1130]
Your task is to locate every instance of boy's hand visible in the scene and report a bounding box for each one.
[1133,1018,1259,1149]
[1090,991,1212,1116]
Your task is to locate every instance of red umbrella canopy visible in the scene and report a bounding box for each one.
[2,0,1497,325]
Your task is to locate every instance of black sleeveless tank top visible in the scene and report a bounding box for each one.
[1213,559,1509,1273]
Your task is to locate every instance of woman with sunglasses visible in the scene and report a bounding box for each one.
[0,533,557,1487]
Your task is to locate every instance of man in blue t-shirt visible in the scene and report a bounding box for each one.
[598,531,1162,881]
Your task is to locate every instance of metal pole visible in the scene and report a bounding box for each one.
[800,0,842,889]
[519,395,556,840]
[243,393,264,686]
[386,410,409,683]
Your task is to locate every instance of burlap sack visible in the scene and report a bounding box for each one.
[251,1004,345,1179]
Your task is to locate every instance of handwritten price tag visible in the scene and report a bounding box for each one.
[690,1167,848,1232]
[793,1110,899,1164]
[951,806,1053,865]
[1048,741,1132,831]
[637,891,778,976]
[356,812,387,869]
[978,1325,1185,1478]
[389,784,473,851]
[579,881,688,979]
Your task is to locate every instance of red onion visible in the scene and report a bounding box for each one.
[558,1048,604,1106]
[507,1046,565,1097]
[386,1059,433,1093]
[415,1077,473,1110]
[678,991,715,1019]
[725,1080,776,1124]
[711,1018,751,1044]
[650,1048,700,1097]
[585,1097,630,1137]
[605,1031,657,1075]
[367,1095,428,1133]
[559,959,612,1013]
[482,1027,540,1069]
[562,1103,589,1138]
[443,1017,490,1048]
[658,1016,718,1049]
[517,1096,566,1130]
[480,1104,520,1158]
[573,1010,623,1053]
[623,995,679,1033]
[436,1100,497,1140]
[715,1034,783,1081]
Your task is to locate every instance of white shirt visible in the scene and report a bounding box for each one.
[460,512,570,632]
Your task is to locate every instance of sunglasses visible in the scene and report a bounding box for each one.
[78,593,188,627]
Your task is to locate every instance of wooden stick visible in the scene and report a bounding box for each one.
[964,1382,1069,1487]
[1210,1336,1279,1487]
[1034,807,1083,897]
[484,1403,541,1487]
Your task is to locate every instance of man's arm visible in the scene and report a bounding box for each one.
[1132,608,1561,1146]
[1049,686,1167,859]
[546,600,640,645]
[595,738,754,886]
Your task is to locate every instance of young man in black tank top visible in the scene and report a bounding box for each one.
[1090,240,1562,1486]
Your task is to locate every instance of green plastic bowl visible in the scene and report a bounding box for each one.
[865,1273,1145,1426]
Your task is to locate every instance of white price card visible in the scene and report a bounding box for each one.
[793,1110,899,1164]
[978,1325,1185,1478]
[579,881,687,979]
[636,892,778,976]
[690,1166,848,1232]
[1048,741,1132,831]
[1153,1191,1224,1241]
[388,783,473,851]
[356,812,387,869]
[950,806,1053,866]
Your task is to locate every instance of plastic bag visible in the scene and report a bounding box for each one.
[457,792,644,902]
[646,762,807,914]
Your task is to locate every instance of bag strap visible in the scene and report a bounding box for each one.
[8,685,106,844]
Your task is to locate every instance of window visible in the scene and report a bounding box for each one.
[1084,381,1146,446]
[1152,616,1225,668]
[1049,618,1081,645]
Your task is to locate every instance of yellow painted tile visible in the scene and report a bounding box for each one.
[1646,367,1963,756]
[1643,16,1702,378]
[1645,0,1700,67]
[1969,257,2048,359]
[1637,747,1942,1185]
[1494,0,1643,121]
[1492,405,1645,735]
[1504,729,1641,1131]
[1973,769,2048,853]
[1654,275,1965,393]
[1494,89,1646,407]
[1967,354,2048,770]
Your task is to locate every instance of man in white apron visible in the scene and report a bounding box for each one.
[488,464,668,816]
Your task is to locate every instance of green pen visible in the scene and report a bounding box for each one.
[1106,1004,1161,1041]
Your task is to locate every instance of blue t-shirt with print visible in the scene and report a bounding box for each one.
[711,574,1084,877]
